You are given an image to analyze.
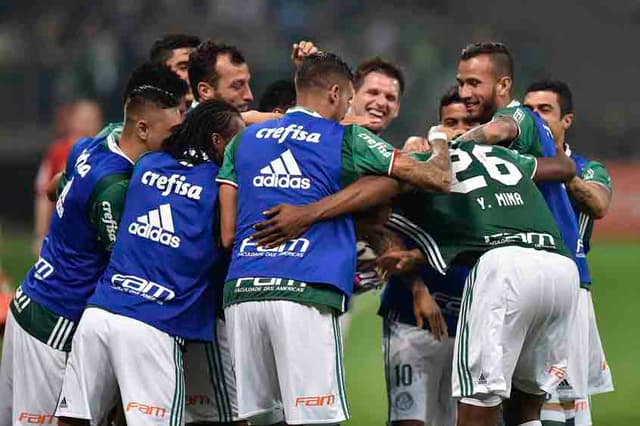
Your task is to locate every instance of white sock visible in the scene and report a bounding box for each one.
[518,421,542,426]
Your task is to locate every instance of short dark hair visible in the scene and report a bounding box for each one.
[162,99,241,164]
[122,62,189,109]
[353,57,405,95]
[258,80,296,112]
[295,52,353,92]
[460,42,514,80]
[188,40,247,101]
[525,79,574,116]
[149,34,202,65]
[439,85,464,120]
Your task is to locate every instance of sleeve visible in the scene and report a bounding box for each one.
[216,132,242,187]
[341,125,397,185]
[493,107,539,155]
[88,178,129,251]
[581,160,612,193]
[506,149,538,179]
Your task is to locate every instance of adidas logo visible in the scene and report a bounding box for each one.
[128,204,181,248]
[252,150,311,189]
[59,396,68,409]
[478,373,487,385]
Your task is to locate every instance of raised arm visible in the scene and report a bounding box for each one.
[456,115,519,146]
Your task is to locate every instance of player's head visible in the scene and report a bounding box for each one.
[162,99,244,165]
[351,57,404,134]
[258,79,296,113]
[67,100,103,139]
[123,62,188,151]
[439,86,476,132]
[149,34,201,83]
[524,80,574,144]
[457,42,514,123]
[188,40,253,111]
[294,52,354,121]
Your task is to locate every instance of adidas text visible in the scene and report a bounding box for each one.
[256,124,321,144]
[253,149,311,189]
[141,172,203,200]
[128,204,181,248]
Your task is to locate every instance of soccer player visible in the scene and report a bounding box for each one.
[379,88,477,426]
[188,41,254,112]
[150,33,202,104]
[525,80,614,426]
[0,64,187,426]
[216,52,452,425]
[56,100,243,426]
[258,79,296,114]
[455,41,591,316]
[349,57,404,135]
[250,132,581,426]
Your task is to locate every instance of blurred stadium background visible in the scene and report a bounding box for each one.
[0,0,638,424]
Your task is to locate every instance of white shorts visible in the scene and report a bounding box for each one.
[0,309,67,426]
[452,246,580,406]
[183,318,239,423]
[225,300,349,425]
[55,308,185,426]
[382,318,455,426]
[586,291,614,395]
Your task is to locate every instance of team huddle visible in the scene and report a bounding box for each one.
[0,34,613,426]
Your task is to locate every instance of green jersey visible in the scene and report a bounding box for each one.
[494,101,544,156]
[217,107,397,312]
[572,157,612,255]
[398,141,570,273]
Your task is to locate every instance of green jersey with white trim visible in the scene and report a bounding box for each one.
[572,158,612,255]
[494,102,544,156]
[399,141,570,273]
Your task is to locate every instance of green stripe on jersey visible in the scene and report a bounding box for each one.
[10,287,76,352]
[224,277,347,313]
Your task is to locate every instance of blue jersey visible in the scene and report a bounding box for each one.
[21,135,133,321]
[224,111,357,298]
[89,152,224,341]
[379,214,468,336]
[528,110,591,284]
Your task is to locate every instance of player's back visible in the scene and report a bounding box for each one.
[21,135,133,322]
[90,151,224,341]
[225,108,356,296]
[408,141,569,271]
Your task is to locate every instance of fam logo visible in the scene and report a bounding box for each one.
[125,402,168,418]
[294,394,335,407]
[253,150,311,190]
[239,237,309,258]
[256,124,321,144]
[111,274,175,304]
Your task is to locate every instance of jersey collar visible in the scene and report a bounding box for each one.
[107,133,134,165]
[507,99,521,108]
[286,106,322,118]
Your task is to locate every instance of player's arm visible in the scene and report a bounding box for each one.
[566,161,612,219]
[240,111,282,125]
[46,171,64,202]
[88,175,129,251]
[216,133,241,250]
[410,276,448,340]
[531,148,576,182]
[456,115,519,146]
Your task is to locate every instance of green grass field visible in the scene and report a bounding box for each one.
[1,231,638,424]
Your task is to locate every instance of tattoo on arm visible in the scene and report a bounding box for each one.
[566,177,611,219]
[391,140,451,192]
[456,116,518,146]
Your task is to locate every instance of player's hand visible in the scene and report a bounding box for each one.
[412,284,448,340]
[402,136,430,153]
[428,124,465,142]
[251,204,314,248]
[241,110,282,125]
[377,249,423,275]
[291,40,320,68]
